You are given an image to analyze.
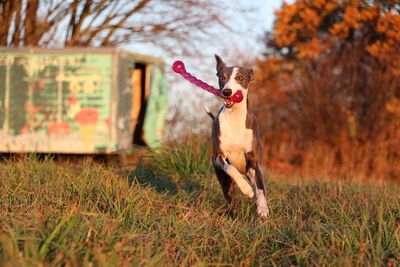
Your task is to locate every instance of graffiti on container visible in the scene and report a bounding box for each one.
[0,54,112,150]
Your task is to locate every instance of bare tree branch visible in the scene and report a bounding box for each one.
[0,0,249,56]
[24,0,40,45]
[11,0,22,46]
[0,1,15,45]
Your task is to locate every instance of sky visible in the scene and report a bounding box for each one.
[125,0,283,61]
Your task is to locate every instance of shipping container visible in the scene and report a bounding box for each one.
[0,47,169,153]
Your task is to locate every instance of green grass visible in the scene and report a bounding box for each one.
[0,141,399,266]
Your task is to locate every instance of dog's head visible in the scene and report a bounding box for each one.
[215,54,254,108]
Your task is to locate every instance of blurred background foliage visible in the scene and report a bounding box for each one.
[253,0,400,181]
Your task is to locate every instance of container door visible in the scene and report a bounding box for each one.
[142,66,169,148]
[132,63,150,145]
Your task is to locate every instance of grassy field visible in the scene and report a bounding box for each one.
[0,140,399,266]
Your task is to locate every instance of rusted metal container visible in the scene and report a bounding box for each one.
[0,47,168,153]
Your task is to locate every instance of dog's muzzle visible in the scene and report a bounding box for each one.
[222,90,244,108]
[224,98,234,108]
[222,88,232,97]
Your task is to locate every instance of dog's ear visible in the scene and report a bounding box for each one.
[215,54,226,74]
[248,68,254,81]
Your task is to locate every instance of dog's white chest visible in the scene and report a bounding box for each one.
[218,109,253,173]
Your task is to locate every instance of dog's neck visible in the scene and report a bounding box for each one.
[221,91,248,122]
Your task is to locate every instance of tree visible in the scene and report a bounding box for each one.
[0,0,234,55]
[253,0,400,179]
[256,0,400,93]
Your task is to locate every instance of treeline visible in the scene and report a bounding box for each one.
[253,0,400,180]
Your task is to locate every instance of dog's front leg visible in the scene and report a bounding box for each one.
[215,155,254,198]
[246,152,269,219]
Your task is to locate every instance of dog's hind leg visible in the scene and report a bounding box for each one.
[213,163,237,217]
[246,153,269,219]
[247,167,269,219]
[214,165,234,203]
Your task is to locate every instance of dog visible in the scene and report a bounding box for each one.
[205,55,269,219]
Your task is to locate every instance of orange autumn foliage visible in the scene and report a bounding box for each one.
[271,0,399,69]
[253,0,400,181]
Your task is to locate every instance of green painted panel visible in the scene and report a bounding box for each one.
[0,53,115,153]
[143,66,169,149]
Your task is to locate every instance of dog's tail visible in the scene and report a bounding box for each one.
[203,104,215,120]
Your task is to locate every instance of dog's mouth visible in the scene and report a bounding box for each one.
[224,98,234,108]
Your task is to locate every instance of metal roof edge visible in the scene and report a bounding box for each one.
[0,46,165,66]
[0,46,116,54]
[115,47,165,66]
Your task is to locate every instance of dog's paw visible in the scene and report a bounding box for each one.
[237,179,254,198]
[257,206,269,219]
[257,196,269,219]
[243,183,255,198]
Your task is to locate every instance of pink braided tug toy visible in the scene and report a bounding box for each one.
[172,60,244,103]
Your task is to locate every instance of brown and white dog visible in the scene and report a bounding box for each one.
[206,55,269,219]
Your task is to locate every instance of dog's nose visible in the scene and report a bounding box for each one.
[222,88,232,97]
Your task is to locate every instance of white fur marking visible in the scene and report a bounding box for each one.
[247,168,269,219]
[256,189,269,219]
[203,104,211,114]
[219,98,253,174]
[221,158,254,198]
[224,68,244,95]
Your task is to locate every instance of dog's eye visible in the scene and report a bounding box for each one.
[219,76,226,82]
[236,75,243,81]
